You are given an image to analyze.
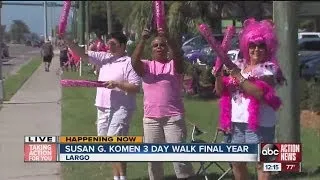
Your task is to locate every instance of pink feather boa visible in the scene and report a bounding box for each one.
[219,77,282,132]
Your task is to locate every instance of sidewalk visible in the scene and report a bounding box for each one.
[0,50,61,180]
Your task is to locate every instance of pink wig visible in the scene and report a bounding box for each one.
[239,18,278,63]
[239,18,286,85]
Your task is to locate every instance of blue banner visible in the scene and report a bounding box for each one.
[59,143,258,154]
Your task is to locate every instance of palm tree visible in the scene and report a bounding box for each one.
[127,1,273,48]
[167,2,203,47]
[230,1,273,22]
[112,1,135,34]
[126,1,153,39]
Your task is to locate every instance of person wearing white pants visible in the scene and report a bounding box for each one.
[64,32,140,180]
[131,28,195,180]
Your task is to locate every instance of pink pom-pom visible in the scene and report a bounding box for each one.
[198,24,237,70]
[213,26,236,74]
[153,1,165,32]
[221,26,236,50]
[61,80,105,88]
[58,1,71,35]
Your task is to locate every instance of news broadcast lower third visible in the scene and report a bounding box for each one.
[24,136,302,172]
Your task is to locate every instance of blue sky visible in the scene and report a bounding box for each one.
[1,1,63,35]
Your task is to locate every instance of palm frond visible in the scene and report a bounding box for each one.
[167,2,185,38]
[127,1,152,36]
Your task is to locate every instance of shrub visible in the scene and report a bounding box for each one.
[300,79,320,112]
[309,80,320,113]
[300,80,310,110]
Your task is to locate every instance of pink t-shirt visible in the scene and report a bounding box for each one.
[88,51,141,110]
[68,48,81,63]
[142,59,184,118]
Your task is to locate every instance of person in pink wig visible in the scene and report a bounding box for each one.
[214,18,285,180]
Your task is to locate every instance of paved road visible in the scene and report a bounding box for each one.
[2,44,41,78]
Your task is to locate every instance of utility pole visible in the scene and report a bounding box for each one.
[0,0,4,105]
[44,1,48,40]
[78,1,85,45]
[106,1,112,35]
[85,0,90,47]
[273,1,300,142]
[72,2,77,40]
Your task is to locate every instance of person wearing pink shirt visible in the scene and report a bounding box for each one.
[131,28,195,180]
[67,40,81,72]
[63,32,140,180]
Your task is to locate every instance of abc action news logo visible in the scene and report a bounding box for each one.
[260,143,302,162]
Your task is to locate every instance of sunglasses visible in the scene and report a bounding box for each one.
[107,41,118,46]
[249,43,266,49]
[152,43,167,48]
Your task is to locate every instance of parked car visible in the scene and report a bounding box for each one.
[297,38,320,80]
[25,40,32,46]
[1,42,9,58]
[184,36,240,66]
[298,32,320,39]
[182,34,230,53]
[298,37,320,66]
[31,40,41,47]
[300,57,320,81]
[227,49,241,62]
[299,38,320,51]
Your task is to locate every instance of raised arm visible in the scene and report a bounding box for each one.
[64,38,115,67]
[167,36,184,74]
[64,38,89,63]
[214,69,224,96]
[131,29,151,77]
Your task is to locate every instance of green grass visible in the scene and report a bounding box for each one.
[61,68,320,180]
[221,20,243,28]
[3,57,42,101]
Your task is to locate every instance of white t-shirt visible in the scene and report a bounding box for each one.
[231,60,278,127]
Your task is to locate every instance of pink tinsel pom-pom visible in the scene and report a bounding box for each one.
[198,24,237,70]
[61,79,105,88]
[213,26,236,74]
[153,1,165,32]
[58,1,71,35]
